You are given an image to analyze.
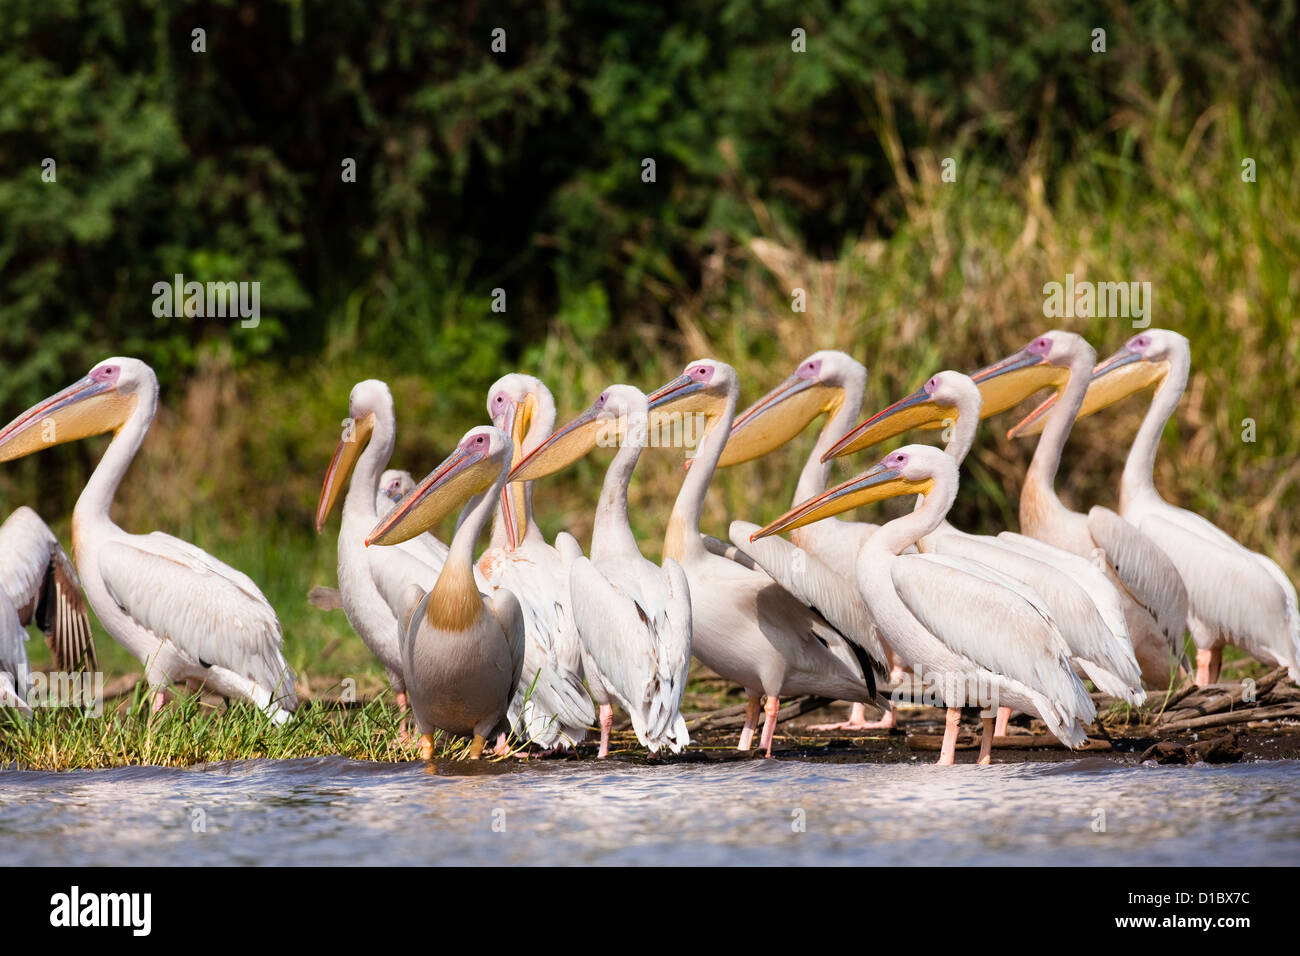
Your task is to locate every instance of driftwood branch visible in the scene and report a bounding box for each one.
[1157,701,1300,735]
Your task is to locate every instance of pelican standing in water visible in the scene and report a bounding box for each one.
[753,445,1096,764]
[827,370,1144,730]
[510,385,692,756]
[0,359,296,721]
[647,359,886,757]
[480,374,593,749]
[367,426,524,759]
[1011,330,1299,684]
[316,381,448,728]
[712,350,897,731]
[969,332,1190,688]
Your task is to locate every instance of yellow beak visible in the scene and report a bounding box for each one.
[716,375,841,468]
[509,405,609,484]
[824,386,953,461]
[1008,348,1170,438]
[315,411,376,532]
[498,394,536,550]
[0,376,136,463]
[968,348,1068,419]
[751,460,935,540]
[367,447,496,546]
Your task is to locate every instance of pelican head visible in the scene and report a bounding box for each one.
[486,373,556,549]
[379,469,415,503]
[967,331,1091,420]
[1008,329,1187,438]
[315,379,393,533]
[367,426,510,547]
[509,384,647,484]
[717,350,864,468]
[0,357,155,463]
[752,445,952,540]
[824,370,979,461]
[647,358,737,424]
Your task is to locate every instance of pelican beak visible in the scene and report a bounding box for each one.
[751,459,935,540]
[509,404,609,484]
[0,374,136,463]
[647,373,726,418]
[1008,347,1168,439]
[716,374,840,468]
[823,387,952,461]
[968,347,1068,419]
[497,394,536,550]
[366,446,494,546]
[315,411,376,532]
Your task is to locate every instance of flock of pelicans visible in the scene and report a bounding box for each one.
[1,328,1297,765]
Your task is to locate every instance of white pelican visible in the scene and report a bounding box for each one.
[713,350,898,731]
[969,331,1190,687]
[827,370,1144,720]
[510,384,692,756]
[1010,329,1300,684]
[367,426,524,759]
[752,445,1096,764]
[0,506,97,672]
[646,359,885,757]
[315,381,448,723]
[0,358,296,722]
[480,374,593,749]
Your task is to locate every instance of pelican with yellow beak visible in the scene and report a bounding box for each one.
[647,359,885,758]
[315,381,448,726]
[752,445,1095,764]
[480,374,593,750]
[714,350,897,731]
[969,332,1190,687]
[510,384,692,757]
[1010,330,1299,685]
[827,370,1144,719]
[0,358,296,721]
[367,425,524,759]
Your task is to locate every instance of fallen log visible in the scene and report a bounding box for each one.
[1157,701,1300,735]
[701,695,834,731]
[1159,666,1289,725]
[907,733,1111,752]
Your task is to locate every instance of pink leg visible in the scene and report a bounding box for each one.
[977,716,994,765]
[808,700,897,731]
[493,731,511,756]
[150,689,167,715]
[758,696,781,758]
[994,706,1010,737]
[1195,648,1222,686]
[937,708,961,766]
[736,696,761,751]
[396,691,410,744]
[597,703,613,759]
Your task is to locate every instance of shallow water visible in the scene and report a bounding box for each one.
[2,756,1298,865]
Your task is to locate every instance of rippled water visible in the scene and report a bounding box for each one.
[3,756,1298,865]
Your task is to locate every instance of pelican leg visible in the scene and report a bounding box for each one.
[396,691,410,744]
[149,688,168,717]
[417,733,435,761]
[469,734,486,760]
[808,701,896,731]
[977,716,994,765]
[937,708,961,766]
[758,695,781,758]
[994,706,1010,737]
[736,695,762,751]
[597,703,614,759]
[1195,648,1222,686]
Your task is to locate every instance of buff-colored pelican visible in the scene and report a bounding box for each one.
[647,359,885,758]
[480,374,593,749]
[753,445,1096,764]
[828,370,1144,724]
[367,425,524,759]
[510,384,692,756]
[969,332,1191,687]
[1011,329,1299,684]
[0,359,296,721]
[713,350,897,731]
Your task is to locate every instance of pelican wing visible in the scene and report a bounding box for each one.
[0,508,96,671]
[1135,509,1299,675]
[0,598,31,712]
[1087,506,1188,644]
[729,520,888,670]
[98,533,296,708]
[488,585,527,705]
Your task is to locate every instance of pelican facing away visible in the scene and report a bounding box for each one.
[510,384,692,756]
[753,445,1096,764]
[714,350,899,731]
[827,370,1144,719]
[969,332,1191,688]
[0,359,296,721]
[480,374,593,749]
[647,359,885,758]
[1011,330,1299,685]
[316,380,447,724]
[367,426,524,759]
